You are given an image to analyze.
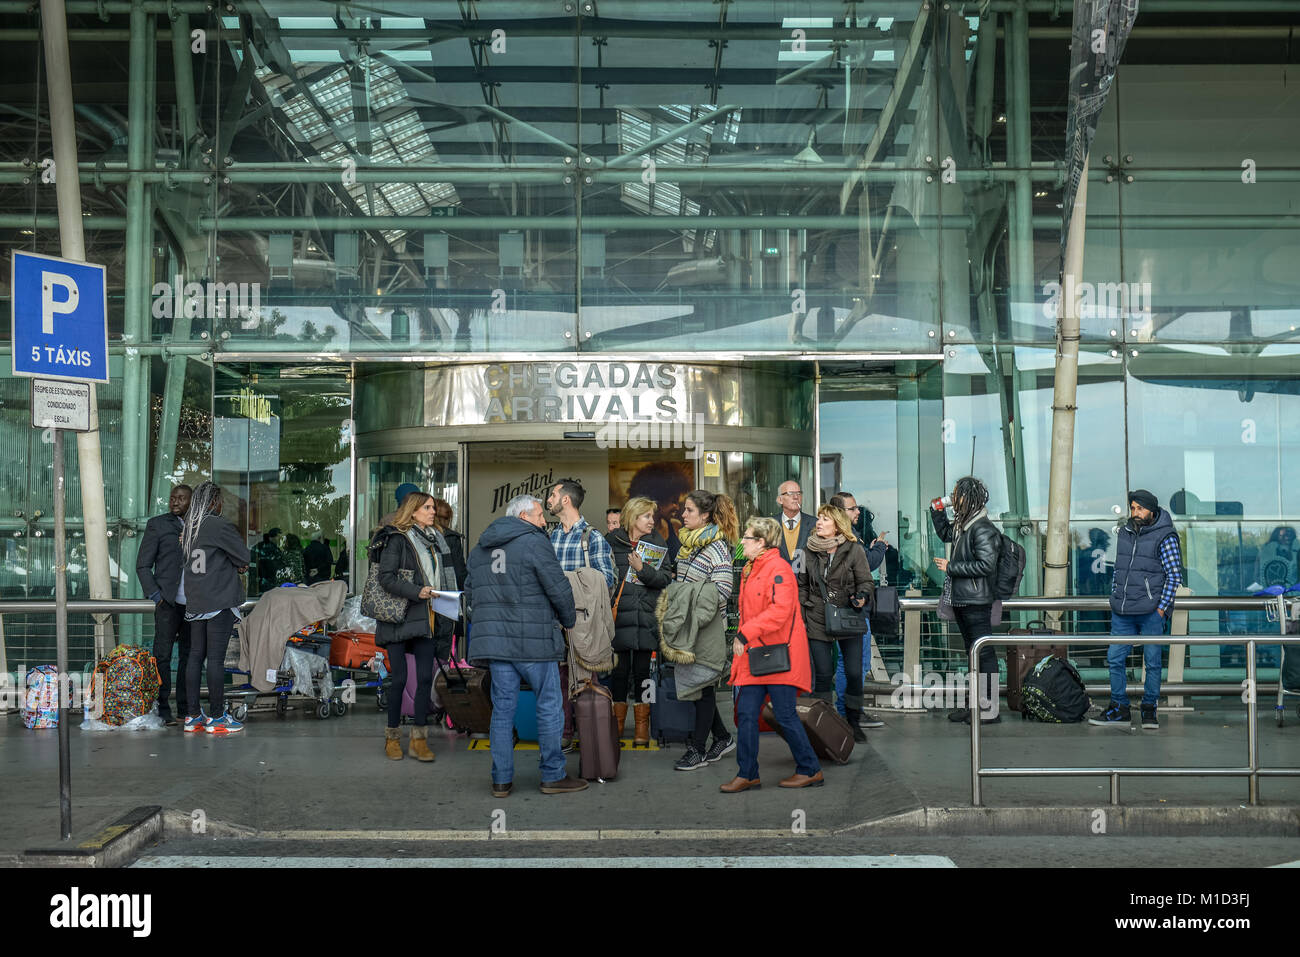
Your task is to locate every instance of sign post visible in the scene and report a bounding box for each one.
[11,249,107,841]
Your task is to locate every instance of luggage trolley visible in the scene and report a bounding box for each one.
[1268,588,1300,727]
[224,622,347,721]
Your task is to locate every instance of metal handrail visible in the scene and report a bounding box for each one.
[899,595,1275,611]
[969,630,1300,807]
[0,600,259,614]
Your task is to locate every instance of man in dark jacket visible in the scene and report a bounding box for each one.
[136,484,192,725]
[1090,489,1183,731]
[466,493,586,797]
[773,480,814,569]
[303,532,334,584]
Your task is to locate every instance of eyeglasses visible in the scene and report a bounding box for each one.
[741,535,761,542]
[780,490,802,498]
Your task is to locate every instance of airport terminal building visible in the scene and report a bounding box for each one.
[2,0,1299,675]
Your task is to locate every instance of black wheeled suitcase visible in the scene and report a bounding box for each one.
[1005,621,1068,714]
[649,661,695,747]
[434,658,492,733]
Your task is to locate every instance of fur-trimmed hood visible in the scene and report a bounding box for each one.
[654,580,728,699]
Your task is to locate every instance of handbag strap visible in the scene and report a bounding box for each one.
[814,551,840,608]
[611,575,627,623]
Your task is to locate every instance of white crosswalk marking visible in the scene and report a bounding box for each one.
[135,854,956,868]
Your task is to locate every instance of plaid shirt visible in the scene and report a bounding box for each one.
[1157,534,1184,615]
[550,518,617,589]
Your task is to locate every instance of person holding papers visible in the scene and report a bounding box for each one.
[605,496,672,746]
[370,491,448,762]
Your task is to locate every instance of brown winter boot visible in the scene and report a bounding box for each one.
[384,727,403,761]
[633,703,651,748]
[408,725,435,762]
[613,702,629,740]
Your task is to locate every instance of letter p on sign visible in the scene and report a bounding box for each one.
[41,271,78,334]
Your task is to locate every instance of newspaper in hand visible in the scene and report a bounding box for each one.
[626,540,669,583]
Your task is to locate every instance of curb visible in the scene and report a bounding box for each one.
[23,806,163,868]
[841,805,1300,837]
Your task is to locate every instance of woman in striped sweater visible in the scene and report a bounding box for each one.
[671,489,740,771]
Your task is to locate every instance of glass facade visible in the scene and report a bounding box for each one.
[3,2,1300,672]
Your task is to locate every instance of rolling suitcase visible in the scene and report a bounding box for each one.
[514,686,540,742]
[401,654,454,728]
[762,695,855,765]
[574,680,620,780]
[434,658,492,733]
[650,663,695,746]
[1005,621,1067,714]
[330,631,390,671]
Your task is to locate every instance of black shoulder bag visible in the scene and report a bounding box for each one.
[817,549,870,637]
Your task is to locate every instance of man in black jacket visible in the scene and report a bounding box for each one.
[303,532,334,585]
[931,476,1003,724]
[136,484,192,725]
[466,493,585,798]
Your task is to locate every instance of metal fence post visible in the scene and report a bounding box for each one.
[903,587,922,693]
[1166,584,1192,711]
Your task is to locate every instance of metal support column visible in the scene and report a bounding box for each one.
[1005,2,1034,312]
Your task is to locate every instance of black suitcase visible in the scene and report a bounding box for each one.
[650,662,695,746]
[1005,621,1068,714]
[434,658,492,733]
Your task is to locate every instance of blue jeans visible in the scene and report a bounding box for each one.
[734,684,822,780]
[488,661,566,786]
[1108,610,1167,708]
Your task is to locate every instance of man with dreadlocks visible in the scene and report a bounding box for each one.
[177,481,251,734]
[930,476,1003,724]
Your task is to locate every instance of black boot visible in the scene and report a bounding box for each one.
[845,708,867,743]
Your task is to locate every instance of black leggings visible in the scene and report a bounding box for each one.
[186,609,236,719]
[809,635,865,709]
[693,685,730,749]
[386,634,438,729]
[609,649,653,703]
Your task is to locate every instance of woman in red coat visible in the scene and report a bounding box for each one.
[721,517,824,792]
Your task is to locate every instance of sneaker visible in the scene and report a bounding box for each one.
[1088,702,1131,727]
[182,714,207,733]
[860,713,885,729]
[491,781,513,798]
[1140,706,1159,730]
[560,737,576,754]
[674,747,707,771]
[703,735,736,764]
[947,708,971,723]
[205,713,244,735]
[539,775,589,794]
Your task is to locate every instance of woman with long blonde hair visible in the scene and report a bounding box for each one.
[605,496,672,745]
[797,503,874,741]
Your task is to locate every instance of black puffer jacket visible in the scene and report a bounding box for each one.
[370,526,451,652]
[930,508,1001,606]
[606,529,672,652]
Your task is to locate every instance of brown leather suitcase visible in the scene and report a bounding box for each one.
[762,695,855,765]
[574,680,620,780]
[1005,621,1068,713]
[434,659,492,733]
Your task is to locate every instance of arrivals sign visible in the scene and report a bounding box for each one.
[10,250,109,383]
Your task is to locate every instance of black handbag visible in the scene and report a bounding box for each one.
[817,552,870,637]
[873,552,899,617]
[747,641,791,677]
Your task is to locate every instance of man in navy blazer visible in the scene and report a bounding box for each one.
[772,480,814,569]
[136,484,192,725]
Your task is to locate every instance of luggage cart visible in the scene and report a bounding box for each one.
[224,626,346,721]
[1270,590,1300,727]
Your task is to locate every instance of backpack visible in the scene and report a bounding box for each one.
[1021,654,1091,723]
[564,528,616,685]
[995,532,1026,600]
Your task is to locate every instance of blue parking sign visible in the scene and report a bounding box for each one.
[10,250,109,383]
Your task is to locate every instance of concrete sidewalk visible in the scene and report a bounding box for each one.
[3,698,1298,860]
